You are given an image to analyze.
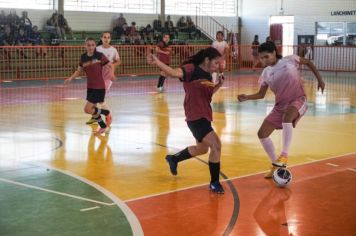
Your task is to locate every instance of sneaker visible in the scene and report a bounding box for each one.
[265,155,288,179]
[264,166,278,179]
[272,155,288,168]
[86,117,97,125]
[156,87,163,93]
[106,114,112,127]
[209,181,225,194]
[165,155,177,176]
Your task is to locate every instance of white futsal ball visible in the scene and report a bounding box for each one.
[272,168,292,187]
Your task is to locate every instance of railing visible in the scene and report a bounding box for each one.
[195,7,231,41]
[0,45,355,81]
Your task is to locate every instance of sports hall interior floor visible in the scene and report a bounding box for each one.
[0,71,355,236]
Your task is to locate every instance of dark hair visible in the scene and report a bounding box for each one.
[101,31,111,37]
[216,31,224,37]
[85,37,96,43]
[182,47,221,65]
[258,41,282,59]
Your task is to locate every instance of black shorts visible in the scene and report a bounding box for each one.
[86,88,105,104]
[187,118,213,142]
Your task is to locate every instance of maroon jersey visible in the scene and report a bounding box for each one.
[79,51,109,89]
[157,41,171,64]
[181,63,215,121]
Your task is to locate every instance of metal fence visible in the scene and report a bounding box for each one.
[0,44,355,81]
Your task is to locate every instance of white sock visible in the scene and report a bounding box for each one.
[281,123,293,156]
[260,137,277,162]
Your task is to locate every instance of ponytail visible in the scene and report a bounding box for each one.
[258,41,282,59]
[182,47,221,66]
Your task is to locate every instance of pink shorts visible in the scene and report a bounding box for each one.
[265,96,308,129]
[102,66,114,91]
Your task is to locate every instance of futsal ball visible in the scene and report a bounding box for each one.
[272,168,292,187]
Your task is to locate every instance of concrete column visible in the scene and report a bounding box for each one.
[160,0,165,25]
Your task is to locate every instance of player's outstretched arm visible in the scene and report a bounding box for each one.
[147,52,183,79]
[64,67,82,84]
[299,57,325,93]
[237,85,268,102]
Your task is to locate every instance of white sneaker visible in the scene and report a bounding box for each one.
[157,87,163,93]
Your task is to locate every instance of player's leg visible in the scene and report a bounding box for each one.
[280,97,307,158]
[257,120,281,178]
[201,131,224,194]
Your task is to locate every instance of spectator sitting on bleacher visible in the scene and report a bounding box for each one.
[117,13,127,28]
[153,15,162,32]
[29,25,47,57]
[1,24,14,46]
[186,16,201,39]
[141,24,154,44]
[19,11,32,35]
[7,9,20,33]
[164,15,177,38]
[15,27,30,58]
[58,14,74,40]
[45,12,62,41]
[129,22,141,44]
[113,23,124,40]
[15,27,30,46]
[0,10,7,30]
[177,16,188,32]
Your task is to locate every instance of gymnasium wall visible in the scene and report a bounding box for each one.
[238,0,356,45]
[0,8,237,33]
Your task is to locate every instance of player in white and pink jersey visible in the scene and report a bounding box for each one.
[212,31,229,82]
[238,41,325,178]
[86,31,121,126]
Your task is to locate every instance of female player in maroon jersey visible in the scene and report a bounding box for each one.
[147,47,225,194]
[65,38,112,135]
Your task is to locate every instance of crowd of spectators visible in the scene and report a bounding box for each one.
[0,11,203,49]
[112,14,202,45]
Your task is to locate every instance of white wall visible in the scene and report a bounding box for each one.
[238,0,356,45]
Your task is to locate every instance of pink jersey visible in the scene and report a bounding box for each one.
[259,55,305,106]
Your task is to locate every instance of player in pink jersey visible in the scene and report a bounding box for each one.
[238,42,325,178]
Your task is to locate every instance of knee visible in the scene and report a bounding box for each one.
[84,107,92,114]
[257,129,267,139]
[210,140,221,153]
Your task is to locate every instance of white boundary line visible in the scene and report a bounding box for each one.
[0,177,115,206]
[46,166,144,236]
[125,152,356,203]
[80,206,101,212]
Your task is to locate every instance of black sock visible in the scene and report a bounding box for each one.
[172,147,192,162]
[209,162,220,183]
[94,107,110,116]
[95,115,107,128]
[157,76,166,87]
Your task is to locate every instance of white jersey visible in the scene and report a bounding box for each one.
[259,55,305,105]
[212,40,228,56]
[96,45,120,89]
[96,45,120,63]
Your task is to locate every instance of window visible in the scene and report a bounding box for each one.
[316,21,356,46]
[64,0,158,14]
[163,0,237,16]
[0,0,53,10]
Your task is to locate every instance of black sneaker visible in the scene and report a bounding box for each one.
[209,181,225,194]
[165,155,177,176]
